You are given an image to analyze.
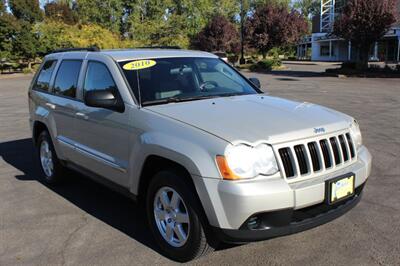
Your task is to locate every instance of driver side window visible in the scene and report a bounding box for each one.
[84,61,118,95]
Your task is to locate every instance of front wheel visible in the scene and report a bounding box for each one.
[146,170,213,262]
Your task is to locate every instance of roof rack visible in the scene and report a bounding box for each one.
[137,46,181,49]
[50,46,100,54]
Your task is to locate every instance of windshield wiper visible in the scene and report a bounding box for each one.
[141,95,217,106]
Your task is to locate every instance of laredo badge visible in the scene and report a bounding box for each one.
[123,60,156,70]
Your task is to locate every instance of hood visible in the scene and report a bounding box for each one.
[145,94,353,144]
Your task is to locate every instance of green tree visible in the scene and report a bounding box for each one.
[293,0,320,18]
[9,0,43,23]
[76,0,123,33]
[35,20,123,53]
[0,1,20,59]
[125,0,240,42]
[13,21,40,63]
[252,0,291,8]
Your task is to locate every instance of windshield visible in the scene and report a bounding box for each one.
[118,57,259,106]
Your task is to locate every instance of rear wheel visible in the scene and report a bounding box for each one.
[146,170,213,262]
[36,130,66,184]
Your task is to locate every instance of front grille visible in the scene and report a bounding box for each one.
[278,132,356,179]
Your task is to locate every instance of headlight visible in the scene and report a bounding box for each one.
[216,143,279,180]
[349,120,362,150]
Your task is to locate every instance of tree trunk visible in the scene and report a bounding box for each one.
[357,44,370,70]
[262,51,266,59]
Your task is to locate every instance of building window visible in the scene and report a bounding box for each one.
[320,45,332,56]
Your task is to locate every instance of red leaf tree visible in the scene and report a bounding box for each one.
[192,15,240,54]
[333,0,397,69]
[245,3,308,58]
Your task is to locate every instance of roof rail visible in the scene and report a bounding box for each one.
[137,46,181,49]
[49,46,100,54]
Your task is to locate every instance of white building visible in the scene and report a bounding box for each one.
[297,0,400,63]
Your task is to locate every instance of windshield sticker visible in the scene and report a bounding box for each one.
[123,60,156,70]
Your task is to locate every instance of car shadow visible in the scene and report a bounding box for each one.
[245,69,334,78]
[0,138,160,253]
[268,70,329,78]
[0,138,237,257]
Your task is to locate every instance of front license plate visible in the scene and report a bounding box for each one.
[328,174,355,204]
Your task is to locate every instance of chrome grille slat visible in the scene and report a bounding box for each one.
[277,131,356,180]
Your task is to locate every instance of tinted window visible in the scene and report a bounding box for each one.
[34,60,57,91]
[53,60,82,98]
[84,62,117,94]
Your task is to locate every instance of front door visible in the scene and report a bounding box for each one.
[73,60,132,187]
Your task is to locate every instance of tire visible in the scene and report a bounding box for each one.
[146,170,214,262]
[35,130,65,184]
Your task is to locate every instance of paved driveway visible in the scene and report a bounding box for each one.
[0,68,399,265]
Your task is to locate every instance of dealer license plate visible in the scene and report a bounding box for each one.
[328,174,355,204]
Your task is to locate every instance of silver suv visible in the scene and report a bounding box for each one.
[28,48,371,262]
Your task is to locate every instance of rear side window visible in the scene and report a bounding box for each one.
[84,62,117,94]
[33,60,57,91]
[53,60,82,98]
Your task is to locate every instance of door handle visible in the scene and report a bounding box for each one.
[76,112,89,120]
[45,103,56,110]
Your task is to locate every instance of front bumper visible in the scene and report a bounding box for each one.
[198,146,371,231]
[213,183,364,243]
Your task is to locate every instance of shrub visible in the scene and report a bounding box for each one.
[249,59,281,72]
[22,67,33,74]
[227,54,238,64]
[246,58,256,64]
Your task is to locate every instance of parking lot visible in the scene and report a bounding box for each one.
[1,64,399,265]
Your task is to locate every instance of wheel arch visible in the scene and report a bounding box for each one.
[137,154,220,227]
[138,155,196,201]
[32,120,49,145]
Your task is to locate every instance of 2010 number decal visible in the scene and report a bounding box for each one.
[123,60,156,70]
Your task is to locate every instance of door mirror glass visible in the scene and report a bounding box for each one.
[84,90,124,112]
[249,77,261,89]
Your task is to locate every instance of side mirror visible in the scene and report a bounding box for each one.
[249,77,261,89]
[84,90,125,113]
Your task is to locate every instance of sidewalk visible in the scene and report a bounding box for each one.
[0,73,34,80]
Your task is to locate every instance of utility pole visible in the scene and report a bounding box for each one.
[239,0,246,65]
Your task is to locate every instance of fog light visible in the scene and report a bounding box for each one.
[247,216,259,230]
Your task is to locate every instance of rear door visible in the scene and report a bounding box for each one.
[49,58,83,160]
